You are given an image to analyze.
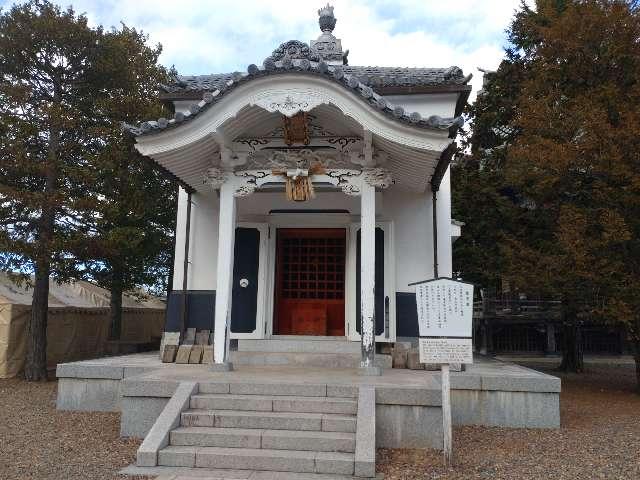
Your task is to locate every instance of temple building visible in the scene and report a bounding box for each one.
[126,4,470,372]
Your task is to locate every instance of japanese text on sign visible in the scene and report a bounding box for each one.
[419,338,473,364]
[415,278,473,338]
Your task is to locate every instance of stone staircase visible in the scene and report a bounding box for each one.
[153,381,369,476]
[231,336,392,369]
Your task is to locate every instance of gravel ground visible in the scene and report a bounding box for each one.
[0,378,145,480]
[379,365,640,480]
[0,365,638,480]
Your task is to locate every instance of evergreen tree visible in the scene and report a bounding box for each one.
[0,3,177,378]
[0,1,108,380]
[502,0,640,376]
[458,0,640,383]
[81,26,176,340]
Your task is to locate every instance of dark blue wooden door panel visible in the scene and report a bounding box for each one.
[231,227,260,333]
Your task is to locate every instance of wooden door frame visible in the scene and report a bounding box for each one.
[347,221,396,343]
[265,214,352,338]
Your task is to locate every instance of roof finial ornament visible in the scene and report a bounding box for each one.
[311,4,345,65]
[318,4,337,33]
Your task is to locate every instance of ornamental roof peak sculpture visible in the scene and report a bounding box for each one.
[311,3,346,65]
[318,4,336,32]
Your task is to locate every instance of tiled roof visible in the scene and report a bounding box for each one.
[162,66,469,94]
[125,59,467,137]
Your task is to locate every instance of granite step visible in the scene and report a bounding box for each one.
[122,464,366,479]
[237,339,361,354]
[230,351,392,369]
[200,381,329,397]
[190,394,357,414]
[170,426,356,453]
[157,445,355,475]
[181,409,357,433]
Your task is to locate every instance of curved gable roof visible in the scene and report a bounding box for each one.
[125,54,467,138]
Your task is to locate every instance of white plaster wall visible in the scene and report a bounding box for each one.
[237,191,364,218]
[436,167,453,277]
[172,187,219,291]
[171,185,453,294]
[382,93,458,118]
[381,188,433,291]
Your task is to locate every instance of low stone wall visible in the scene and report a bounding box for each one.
[56,354,561,448]
[56,355,160,413]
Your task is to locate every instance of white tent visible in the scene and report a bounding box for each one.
[0,273,165,378]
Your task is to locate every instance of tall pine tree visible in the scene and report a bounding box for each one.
[0,1,108,380]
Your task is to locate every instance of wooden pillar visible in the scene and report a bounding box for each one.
[359,180,379,375]
[212,181,236,370]
[546,322,557,355]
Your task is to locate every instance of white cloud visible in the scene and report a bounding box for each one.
[9,0,532,100]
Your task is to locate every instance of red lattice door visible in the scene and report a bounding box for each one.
[274,229,346,336]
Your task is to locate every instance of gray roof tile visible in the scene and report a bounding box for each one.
[125,60,468,137]
[162,66,468,94]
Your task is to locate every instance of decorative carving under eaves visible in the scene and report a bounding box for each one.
[326,169,362,196]
[233,170,270,197]
[363,168,393,189]
[203,167,227,189]
[266,114,337,138]
[220,147,249,168]
[268,95,310,115]
[240,149,353,171]
[348,149,389,168]
[341,183,361,196]
[234,184,256,197]
[283,112,310,146]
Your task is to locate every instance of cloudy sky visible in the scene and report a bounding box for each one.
[1,0,530,99]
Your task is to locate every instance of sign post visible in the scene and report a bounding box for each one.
[412,278,474,467]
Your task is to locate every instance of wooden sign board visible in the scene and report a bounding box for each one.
[415,278,473,338]
[419,338,473,364]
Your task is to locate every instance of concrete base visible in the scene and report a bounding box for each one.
[56,353,561,449]
[56,378,122,412]
[358,366,382,376]
[121,396,170,438]
[211,361,234,372]
[452,389,560,428]
[376,405,443,449]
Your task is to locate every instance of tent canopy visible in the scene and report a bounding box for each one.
[0,273,165,309]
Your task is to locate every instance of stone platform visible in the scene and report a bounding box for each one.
[56,352,561,447]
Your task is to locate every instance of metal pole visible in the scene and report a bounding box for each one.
[180,192,192,339]
[432,188,439,279]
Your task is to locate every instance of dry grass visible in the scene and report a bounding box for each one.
[379,365,640,480]
[0,365,638,479]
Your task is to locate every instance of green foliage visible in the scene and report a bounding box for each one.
[0,0,106,278]
[0,1,177,373]
[458,0,640,379]
[503,0,640,316]
[80,25,177,299]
